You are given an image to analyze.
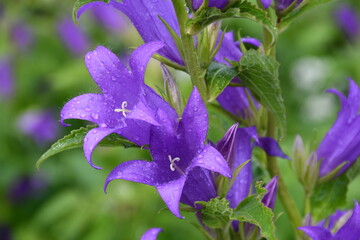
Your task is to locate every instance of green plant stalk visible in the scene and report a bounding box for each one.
[171,0,208,101]
[263,26,303,235]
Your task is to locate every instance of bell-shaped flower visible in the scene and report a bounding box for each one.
[299,201,360,240]
[77,0,183,65]
[140,228,163,240]
[317,79,360,178]
[105,88,231,218]
[191,0,229,11]
[335,4,360,41]
[61,42,177,169]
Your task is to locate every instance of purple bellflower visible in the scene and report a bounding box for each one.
[17,109,59,144]
[299,201,360,240]
[90,3,128,32]
[105,88,232,218]
[192,0,229,11]
[335,4,360,41]
[140,228,162,240]
[77,0,183,65]
[57,17,89,55]
[61,42,177,169]
[0,58,13,99]
[10,23,33,51]
[317,79,360,178]
[261,0,303,10]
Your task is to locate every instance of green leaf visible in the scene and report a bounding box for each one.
[72,0,110,23]
[237,50,286,138]
[279,0,335,31]
[205,62,238,102]
[36,126,138,169]
[231,182,276,240]
[310,174,349,222]
[196,197,233,229]
[186,1,277,46]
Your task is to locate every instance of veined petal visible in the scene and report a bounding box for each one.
[104,160,160,192]
[126,100,160,126]
[262,176,278,210]
[192,145,231,178]
[216,123,239,161]
[140,228,163,240]
[178,87,208,153]
[129,41,165,82]
[84,127,118,169]
[256,137,290,160]
[60,93,107,126]
[335,201,360,239]
[109,0,183,65]
[116,119,152,146]
[227,161,252,208]
[85,46,139,97]
[156,176,187,218]
[298,226,332,240]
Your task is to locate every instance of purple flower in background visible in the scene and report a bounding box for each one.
[18,109,59,144]
[105,88,231,218]
[61,42,177,169]
[335,4,360,41]
[317,79,360,178]
[7,174,47,204]
[140,228,162,240]
[0,224,12,240]
[10,23,33,51]
[91,3,128,32]
[57,17,89,55]
[261,0,303,10]
[299,201,360,240]
[0,58,13,99]
[192,0,229,11]
[77,0,183,65]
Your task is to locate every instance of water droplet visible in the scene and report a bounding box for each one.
[92,113,99,120]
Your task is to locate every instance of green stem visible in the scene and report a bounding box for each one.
[171,0,208,101]
[266,114,303,233]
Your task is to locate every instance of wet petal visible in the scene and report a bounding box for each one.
[84,127,118,169]
[178,87,208,153]
[140,228,163,240]
[298,226,332,240]
[192,145,231,178]
[104,160,160,192]
[256,137,290,160]
[129,41,164,82]
[126,100,160,126]
[156,176,187,218]
[60,93,107,126]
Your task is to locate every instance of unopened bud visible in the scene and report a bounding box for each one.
[161,64,183,115]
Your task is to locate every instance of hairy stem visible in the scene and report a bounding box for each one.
[171,0,208,101]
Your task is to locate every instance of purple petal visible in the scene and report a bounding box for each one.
[156,176,187,218]
[60,93,107,126]
[335,201,360,239]
[241,37,261,48]
[104,160,160,192]
[77,1,108,20]
[129,41,165,82]
[11,23,33,51]
[216,123,239,161]
[298,226,332,240]
[140,228,163,240]
[126,100,160,126]
[256,137,290,160]
[116,119,152,146]
[192,145,232,178]
[0,58,14,99]
[262,176,278,210]
[192,0,229,11]
[57,17,89,55]
[91,3,128,31]
[84,127,117,169]
[327,210,349,230]
[335,4,360,40]
[214,32,242,64]
[178,87,208,153]
[261,0,272,9]
[109,0,183,64]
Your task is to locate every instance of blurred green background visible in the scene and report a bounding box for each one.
[1,0,360,239]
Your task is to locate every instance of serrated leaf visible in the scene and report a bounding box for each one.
[186,1,276,46]
[231,182,276,240]
[72,0,110,23]
[279,0,335,31]
[36,126,138,168]
[237,49,286,138]
[205,62,238,102]
[196,197,233,229]
[310,174,349,222]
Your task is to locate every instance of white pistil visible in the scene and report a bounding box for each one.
[168,155,181,172]
[114,101,131,117]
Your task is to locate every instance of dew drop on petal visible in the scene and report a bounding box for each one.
[91,113,99,120]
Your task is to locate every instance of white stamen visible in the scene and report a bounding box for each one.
[114,101,131,117]
[168,155,181,171]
